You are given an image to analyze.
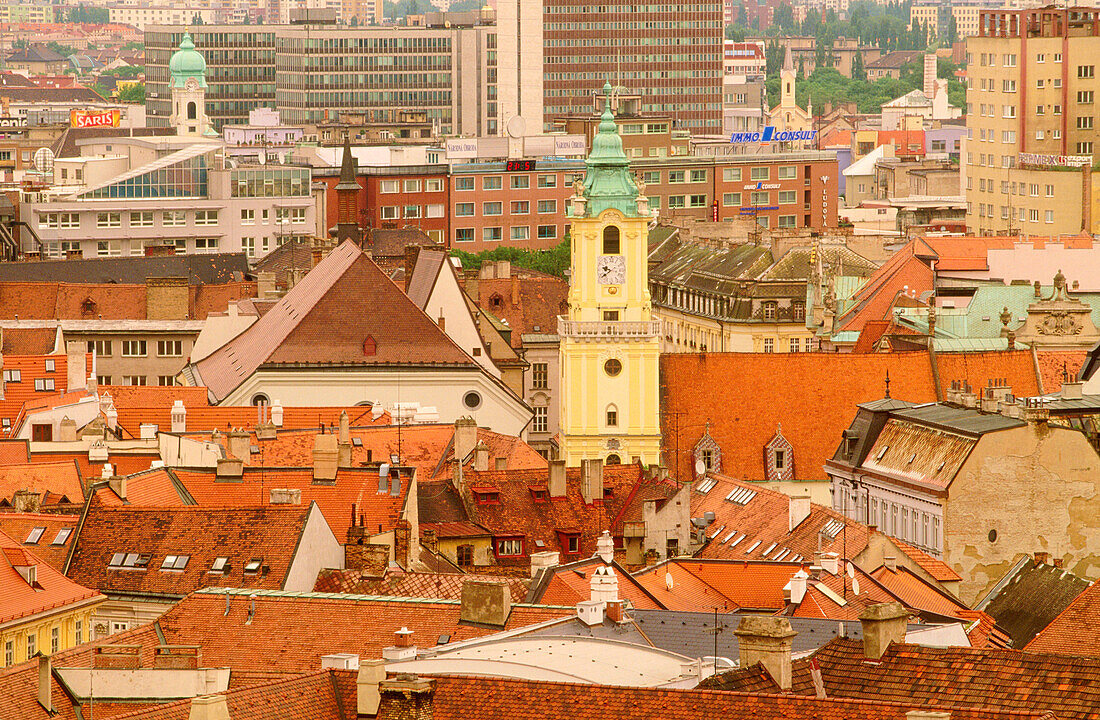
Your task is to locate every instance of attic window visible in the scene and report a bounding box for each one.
[745,540,762,554]
[81,298,97,317]
[363,335,376,356]
[494,537,524,557]
[3,369,20,382]
[845,437,858,456]
[761,542,778,556]
[725,487,757,505]
[822,519,845,539]
[160,555,190,571]
[109,553,149,569]
[474,490,500,505]
[244,558,263,573]
[529,487,548,503]
[210,557,229,573]
[51,528,73,545]
[696,477,717,493]
[34,378,56,391]
[774,450,785,470]
[602,486,614,498]
[875,445,889,461]
[24,527,45,544]
[488,294,504,311]
[559,532,581,555]
[907,453,916,464]
[44,359,55,372]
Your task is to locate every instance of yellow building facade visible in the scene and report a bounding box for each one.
[559,85,662,466]
[1,600,101,668]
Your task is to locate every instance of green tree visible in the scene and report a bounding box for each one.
[726,24,747,41]
[765,39,784,77]
[192,13,204,24]
[773,3,795,32]
[851,51,865,81]
[449,239,570,279]
[117,83,145,104]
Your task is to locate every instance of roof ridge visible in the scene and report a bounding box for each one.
[192,586,575,609]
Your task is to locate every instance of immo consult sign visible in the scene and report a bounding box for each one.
[730,127,817,143]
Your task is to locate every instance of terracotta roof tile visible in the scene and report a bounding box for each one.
[0,439,30,463]
[66,500,318,599]
[0,528,102,625]
[934,350,1040,399]
[633,559,802,612]
[0,512,78,571]
[0,353,92,437]
[425,675,1058,720]
[1,327,57,354]
[0,460,83,507]
[891,539,962,582]
[528,557,663,609]
[835,242,935,333]
[706,637,1100,720]
[476,275,568,348]
[314,568,529,603]
[1037,350,1088,393]
[1027,579,1100,657]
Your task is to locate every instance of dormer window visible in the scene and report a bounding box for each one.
[210,557,229,574]
[529,487,548,503]
[51,528,73,545]
[489,293,504,311]
[474,489,500,505]
[494,537,524,557]
[109,553,149,569]
[160,554,190,571]
[558,531,581,555]
[774,450,785,470]
[763,302,778,320]
[243,558,263,574]
[24,527,45,544]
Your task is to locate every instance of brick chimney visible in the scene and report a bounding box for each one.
[38,654,52,713]
[453,416,477,463]
[377,675,435,720]
[548,459,566,498]
[187,694,229,720]
[858,601,909,659]
[66,341,86,391]
[788,495,811,531]
[580,458,603,504]
[459,579,511,627]
[734,616,797,691]
[313,433,339,481]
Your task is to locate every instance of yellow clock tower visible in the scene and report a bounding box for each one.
[558,83,661,467]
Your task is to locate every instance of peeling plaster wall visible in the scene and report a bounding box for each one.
[945,423,1100,604]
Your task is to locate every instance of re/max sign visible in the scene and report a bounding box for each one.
[730,127,817,144]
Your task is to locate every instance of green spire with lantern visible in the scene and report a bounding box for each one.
[169,32,208,89]
[570,82,642,219]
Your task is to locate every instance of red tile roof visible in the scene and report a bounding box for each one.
[424,675,1058,720]
[102,670,356,720]
[0,352,93,437]
[661,350,1040,484]
[0,439,30,464]
[633,559,802,612]
[191,242,475,402]
[835,241,935,334]
[1027,579,1100,657]
[66,500,318,599]
[528,557,663,609]
[1037,350,1088,393]
[706,637,1100,720]
[0,512,78,571]
[890,539,962,582]
[314,568,530,603]
[1,327,57,354]
[475,274,568,348]
[851,319,924,353]
[0,460,84,507]
[0,281,257,321]
[0,528,102,625]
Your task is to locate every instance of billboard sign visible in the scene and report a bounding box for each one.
[70,109,120,129]
[730,126,816,144]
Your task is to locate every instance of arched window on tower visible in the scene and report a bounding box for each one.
[602,225,620,254]
[187,101,197,120]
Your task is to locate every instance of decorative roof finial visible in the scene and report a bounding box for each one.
[884,369,891,399]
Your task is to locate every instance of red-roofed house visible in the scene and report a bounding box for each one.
[0,529,103,668]
[1027,577,1100,657]
[65,501,342,636]
[0,460,84,512]
[0,513,78,573]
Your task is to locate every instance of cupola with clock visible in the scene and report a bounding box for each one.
[557,82,661,467]
[167,32,215,138]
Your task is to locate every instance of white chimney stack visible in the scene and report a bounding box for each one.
[576,599,604,626]
[590,565,619,605]
[789,496,811,532]
[271,400,283,427]
[170,400,187,433]
[788,568,809,604]
[820,552,840,575]
[595,530,614,564]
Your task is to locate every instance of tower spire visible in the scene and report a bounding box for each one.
[331,133,362,245]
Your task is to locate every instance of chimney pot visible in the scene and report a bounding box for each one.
[38,654,52,712]
[858,601,909,659]
[734,616,796,691]
[548,459,567,498]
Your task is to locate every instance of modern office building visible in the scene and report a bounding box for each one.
[543,0,724,132]
[965,7,1100,235]
[145,11,542,136]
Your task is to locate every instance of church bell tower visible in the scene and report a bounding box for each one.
[168,32,215,137]
[557,83,661,467]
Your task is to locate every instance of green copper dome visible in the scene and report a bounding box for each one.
[169,33,208,89]
[571,82,642,219]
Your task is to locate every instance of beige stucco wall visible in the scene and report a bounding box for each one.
[283,502,344,592]
[945,423,1100,604]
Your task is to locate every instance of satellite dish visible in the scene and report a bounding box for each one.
[665,571,674,591]
[694,459,706,477]
[33,147,54,174]
[506,115,526,139]
[851,576,860,596]
[846,562,855,579]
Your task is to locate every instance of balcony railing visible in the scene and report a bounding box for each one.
[558,317,660,339]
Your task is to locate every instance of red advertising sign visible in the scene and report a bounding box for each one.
[70,109,121,129]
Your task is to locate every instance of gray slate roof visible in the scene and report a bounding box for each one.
[0,253,250,285]
[974,557,1092,649]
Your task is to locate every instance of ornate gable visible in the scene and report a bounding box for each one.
[693,422,722,475]
[764,423,794,483]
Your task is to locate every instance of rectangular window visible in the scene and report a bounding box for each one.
[1030,209,1040,222]
[537,200,557,214]
[668,170,686,183]
[1002,79,1017,92]
[1079,90,1094,104]
[4,639,11,667]
[482,176,502,190]
[97,241,121,257]
[162,211,185,227]
[123,375,147,386]
[690,169,707,183]
[510,175,529,189]
[1077,141,1094,154]
[643,171,660,184]
[510,226,529,241]
[75,620,82,645]
[777,215,796,228]
[455,228,474,243]
[130,211,154,227]
[532,362,548,389]
[380,180,399,193]
[96,212,121,228]
[51,626,59,654]
[88,340,112,357]
[495,538,523,556]
[403,206,420,219]
[403,179,421,193]
[668,195,686,208]
[242,237,255,257]
[455,202,474,216]
[483,202,503,216]
[1079,65,1095,78]
[1046,185,1055,197]
[790,338,800,353]
[26,634,35,658]
[537,225,556,240]
[532,406,548,433]
[778,190,796,204]
[751,191,769,205]
[240,208,255,224]
[750,167,770,181]
[96,375,111,385]
[484,227,502,242]
[777,166,797,180]
[763,338,774,353]
[194,210,218,225]
[195,238,218,252]
[723,168,742,182]
[426,178,443,192]
[158,375,177,386]
[689,194,707,208]
[381,206,398,220]
[1046,210,1055,223]
[455,177,474,191]
[122,340,147,357]
[1078,116,1095,130]
[537,174,557,188]
[723,192,742,207]
[1002,105,1016,118]
[510,201,530,214]
[157,340,183,357]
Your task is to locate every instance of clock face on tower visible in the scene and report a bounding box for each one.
[184,77,199,91]
[596,255,626,285]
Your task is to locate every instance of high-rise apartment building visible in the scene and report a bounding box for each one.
[145,12,542,135]
[965,7,1100,235]
[543,0,724,132]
